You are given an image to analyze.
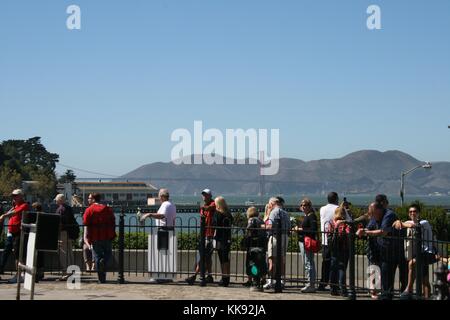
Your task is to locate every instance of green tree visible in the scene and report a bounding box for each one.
[58,169,77,184]
[1,137,59,180]
[0,167,22,197]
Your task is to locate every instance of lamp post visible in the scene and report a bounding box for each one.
[400,162,432,207]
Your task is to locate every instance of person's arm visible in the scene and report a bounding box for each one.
[83,226,91,247]
[360,228,387,237]
[0,207,17,221]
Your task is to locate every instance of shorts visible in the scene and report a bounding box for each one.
[418,252,437,277]
[267,234,288,259]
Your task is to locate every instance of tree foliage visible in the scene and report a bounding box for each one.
[58,169,77,184]
[0,167,22,197]
[0,137,59,202]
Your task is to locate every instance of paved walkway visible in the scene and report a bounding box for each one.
[0,274,350,301]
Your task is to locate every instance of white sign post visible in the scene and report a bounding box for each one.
[148,229,177,281]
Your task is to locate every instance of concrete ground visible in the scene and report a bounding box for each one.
[0,273,355,301]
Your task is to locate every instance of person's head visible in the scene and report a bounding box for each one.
[408,204,421,221]
[11,189,24,204]
[214,196,228,214]
[201,189,213,203]
[299,198,313,214]
[88,193,101,205]
[369,202,384,221]
[334,204,347,222]
[328,192,339,205]
[246,206,259,219]
[276,197,286,208]
[158,189,170,202]
[268,197,282,211]
[32,202,43,212]
[54,194,66,206]
[375,194,389,209]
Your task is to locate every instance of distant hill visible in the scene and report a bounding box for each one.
[120,150,450,196]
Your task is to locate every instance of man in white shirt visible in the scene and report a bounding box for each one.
[142,189,177,283]
[142,189,177,227]
[318,192,350,291]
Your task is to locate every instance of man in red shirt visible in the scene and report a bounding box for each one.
[83,193,116,284]
[0,189,30,283]
[185,189,216,286]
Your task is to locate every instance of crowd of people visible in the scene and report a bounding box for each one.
[0,187,447,300]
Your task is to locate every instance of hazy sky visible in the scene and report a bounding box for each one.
[1,0,449,177]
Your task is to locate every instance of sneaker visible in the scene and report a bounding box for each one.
[263,280,274,290]
[185,275,197,286]
[330,290,340,297]
[243,280,253,287]
[219,278,230,287]
[301,286,317,294]
[400,291,413,300]
[149,278,159,284]
[317,285,329,292]
[206,275,214,284]
[250,286,264,293]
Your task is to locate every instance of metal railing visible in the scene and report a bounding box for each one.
[1,214,449,300]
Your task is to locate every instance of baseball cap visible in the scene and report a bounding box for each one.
[201,189,212,196]
[11,189,23,196]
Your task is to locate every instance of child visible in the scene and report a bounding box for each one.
[244,207,267,292]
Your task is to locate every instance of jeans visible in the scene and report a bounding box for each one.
[330,255,349,293]
[320,245,331,287]
[92,240,112,283]
[300,242,316,288]
[380,258,398,299]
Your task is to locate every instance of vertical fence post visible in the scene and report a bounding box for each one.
[274,217,282,293]
[415,225,423,299]
[117,207,125,284]
[199,215,206,287]
[348,223,357,300]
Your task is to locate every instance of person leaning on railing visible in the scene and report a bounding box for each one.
[392,204,437,300]
[0,189,30,284]
[356,201,400,300]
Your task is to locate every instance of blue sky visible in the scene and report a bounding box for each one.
[0,0,449,177]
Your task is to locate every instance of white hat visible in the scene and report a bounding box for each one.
[201,189,212,196]
[54,194,66,202]
[11,189,23,196]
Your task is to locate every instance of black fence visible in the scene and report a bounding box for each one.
[1,211,449,300]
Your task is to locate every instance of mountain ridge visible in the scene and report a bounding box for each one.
[120,150,450,196]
